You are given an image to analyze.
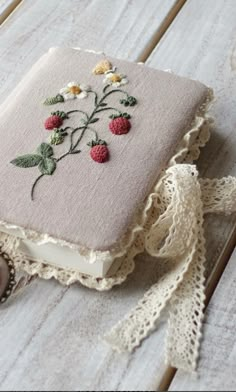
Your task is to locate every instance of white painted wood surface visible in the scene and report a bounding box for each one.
[0,0,179,104]
[150,0,236,281]
[148,0,236,179]
[0,1,183,391]
[0,0,235,390]
[148,0,236,304]
[0,0,14,15]
[0,255,169,391]
[0,0,21,24]
[170,248,236,391]
[148,0,236,388]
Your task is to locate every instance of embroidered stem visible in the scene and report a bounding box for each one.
[87,127,98,140]
[103,84,111,94]
[70,126,85,151]
[24,87,136,200]
[101,89,129,103]
[67,110,89,121]
[31,174,45,201]
[88,90,98,106]
[56,152,71,162]
[95,107,122,115]
[72,127,88,151]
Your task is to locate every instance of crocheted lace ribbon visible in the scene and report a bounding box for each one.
[1,164,235,372]
[104,164,236,372]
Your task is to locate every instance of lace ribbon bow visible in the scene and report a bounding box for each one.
[105,164,236,372]
[1,164,235,372]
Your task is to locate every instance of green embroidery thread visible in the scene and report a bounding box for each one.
[51,111,69,119]
[120,96,137,107]
[11,79,137,200]
[11,154,42,168]
[109,112,131,120]
[49,128,68,145]
[44,94,65,105]
[11,143,56,174]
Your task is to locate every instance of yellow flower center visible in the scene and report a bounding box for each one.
[69,85,81,95]
[110,74,122,83]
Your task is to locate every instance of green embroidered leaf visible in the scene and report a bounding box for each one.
[89,118,99,124]
[128,96,137,106]
[120,99,128,107]
[37,143,54,158]
[99,103,107,107]
[98,139,107,146]
[120,96,137,107]
[44,94,64,106]
[39,158,56,175]
[51,110,68,119]
[109,112,131,120]
[122,112,131,119]
[11,154,42,168]
[88,139,107,147]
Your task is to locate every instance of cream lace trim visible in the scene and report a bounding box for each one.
[2,164,236,373]
[105,167,236,371]
[2,89,228,373]
[0,110,212,290]
[0,89,213,269]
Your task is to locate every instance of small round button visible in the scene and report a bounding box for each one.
[0,254,15,304]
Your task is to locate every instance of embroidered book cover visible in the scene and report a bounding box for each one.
[0,48,209,252]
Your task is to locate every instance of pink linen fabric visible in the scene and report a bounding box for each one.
[0,48,208,251]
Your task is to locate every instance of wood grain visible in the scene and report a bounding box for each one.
[0,255,169,391]
[0,1,185,391]
[170,248,236,391]
[0,0,22,25]
[0,0,235,390]
[138,0,187,62]
[0,0,179,105]
[147,0,236,388]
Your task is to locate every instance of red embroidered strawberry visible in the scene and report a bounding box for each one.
[88,139,109,163]
[44,115,63,130]
[109,116,131,135]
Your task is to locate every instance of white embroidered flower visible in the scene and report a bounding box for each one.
[103,71,128,88]
[60,82,90,100]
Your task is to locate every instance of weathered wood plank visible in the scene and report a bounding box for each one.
[0,1,186,391]
[147,0,236,388]
[170,248,236,391]
[0,0,22,24]
[1,0,235,390]
[0,255,169,392]
[0,0,180,104]
[148,0,236,178]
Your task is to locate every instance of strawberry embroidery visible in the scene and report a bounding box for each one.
[11,61,137,200]
[88,139,109,163]
[109,116,131,135]
[45,115,63,130]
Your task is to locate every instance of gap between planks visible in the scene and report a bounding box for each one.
[0,0,187,60]
[158,226,236,392]
[0,0,22,25]
[138,0,187,63]
[0,0,189,299]
[1,0,235,390]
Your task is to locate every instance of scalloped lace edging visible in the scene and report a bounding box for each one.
[0,88,214,269]
[104,165,236,371]
[3,88,232,373]
[2,162,236,373]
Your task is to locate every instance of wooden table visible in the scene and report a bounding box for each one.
[0,1,235,390]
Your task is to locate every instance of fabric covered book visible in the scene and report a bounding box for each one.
[0,48,213,279]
